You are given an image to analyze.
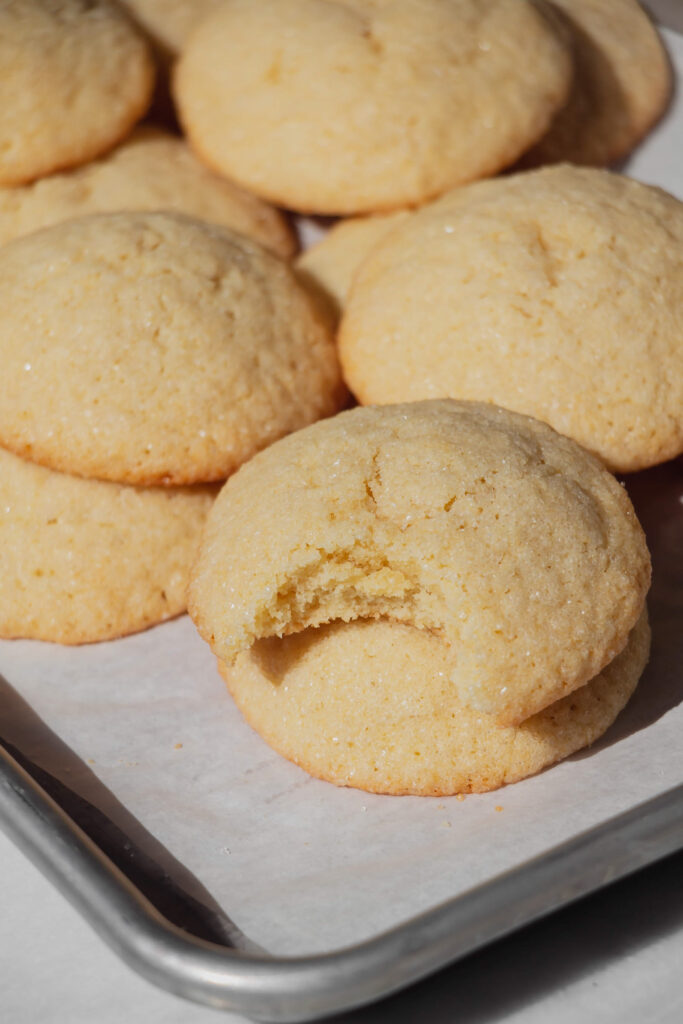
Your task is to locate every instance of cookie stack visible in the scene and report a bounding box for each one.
[0,1,300,253]
[0,3,352,646]
[190,401,651,794]
[0,211,343,643]
[1,0,676,794]
[171,1,672,792]
[295,0,672,314]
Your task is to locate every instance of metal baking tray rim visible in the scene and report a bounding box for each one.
[2,741,682,1023]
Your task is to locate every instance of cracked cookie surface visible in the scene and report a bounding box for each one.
[190,400,650,725]
[0,211,344,486]
[218,611,650,795]
[340,166,683,473]
[174,0,571,214]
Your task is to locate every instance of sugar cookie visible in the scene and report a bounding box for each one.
[525,0,672,166]
[219,612,649,795]
[0,446,215,644]
[190,400,650,725]
[175,0,572,214]
[0,0,154,185]
[340,166,683,473]
[0,212,344,486]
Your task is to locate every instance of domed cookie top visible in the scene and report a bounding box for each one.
[190,400,650,726]
[174,0,572,214]
[0,0,155,185]
[0,212,344,486]
[0,126,296,258]
[524,0,671,167]
[219,612,650,795]
[340,166,683,473]
[0,446,216,644]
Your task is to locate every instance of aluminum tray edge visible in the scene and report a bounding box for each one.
[1,741,682,1023]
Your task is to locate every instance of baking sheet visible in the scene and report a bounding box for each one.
[1,20,682,996]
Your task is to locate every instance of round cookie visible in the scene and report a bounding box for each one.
[174,0,572,215]
[297,211,410,319]
[340,166,683,474]
[189,400,651,726]
[523,0,672,167]
[0,0,155,186]
[0,212,344,487]
[0,126,296,259]
[0,445,216,644]
[218,612,650,795]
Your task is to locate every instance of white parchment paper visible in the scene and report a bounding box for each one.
[1,27,682,981]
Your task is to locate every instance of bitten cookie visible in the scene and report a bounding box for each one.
[190,400,650,726]
[340,165,683,473]
[0,446,216,644]
[0,127,296,258]
[0,212,344,486]
[174,0,572,214]
[524,0,672,167]
[218,612,650,795]
[297,212,409,319]
[0,0,155,185]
